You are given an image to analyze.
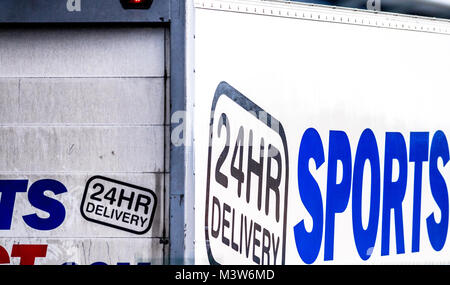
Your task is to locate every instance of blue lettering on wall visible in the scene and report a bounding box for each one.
[294,129,450,263]
[0,179,67,231]
[427,131,449,251]
[324,131,352,261]
[409,132,429,253]
[381,132,407,256]
[294,128,324,264]
[23,179,67,231]
[0,180,28,229]
[352,129,381,261]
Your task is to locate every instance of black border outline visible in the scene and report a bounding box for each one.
[80,175,158,235]
[204,81,289,265]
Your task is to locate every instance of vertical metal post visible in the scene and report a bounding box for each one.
[169,0,195,265]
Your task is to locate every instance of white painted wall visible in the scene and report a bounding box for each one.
[0,27,169,265]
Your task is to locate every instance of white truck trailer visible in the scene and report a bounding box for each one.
[1,0,450,265]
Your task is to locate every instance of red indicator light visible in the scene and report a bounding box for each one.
[120,0,153,9]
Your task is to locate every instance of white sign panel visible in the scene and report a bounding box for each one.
[194,0,450,264]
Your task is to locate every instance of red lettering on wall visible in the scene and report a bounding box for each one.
[10,244,48,265]
[0,246,10,264]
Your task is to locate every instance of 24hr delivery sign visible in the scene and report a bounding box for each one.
[204,83,288,265]
[197,80,450,265]
[193,3,450,264]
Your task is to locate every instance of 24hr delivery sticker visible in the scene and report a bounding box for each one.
[80,176,157,235]
[205,82,289,265]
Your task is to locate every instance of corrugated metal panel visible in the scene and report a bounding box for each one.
[0,28,165,77]
[0,78,165,125]
[0,27,168,265]
[0,238,165,265]
[0,127,164,172]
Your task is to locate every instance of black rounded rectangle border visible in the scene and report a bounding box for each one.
[80,175,158,235]
[204,81,289,265]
